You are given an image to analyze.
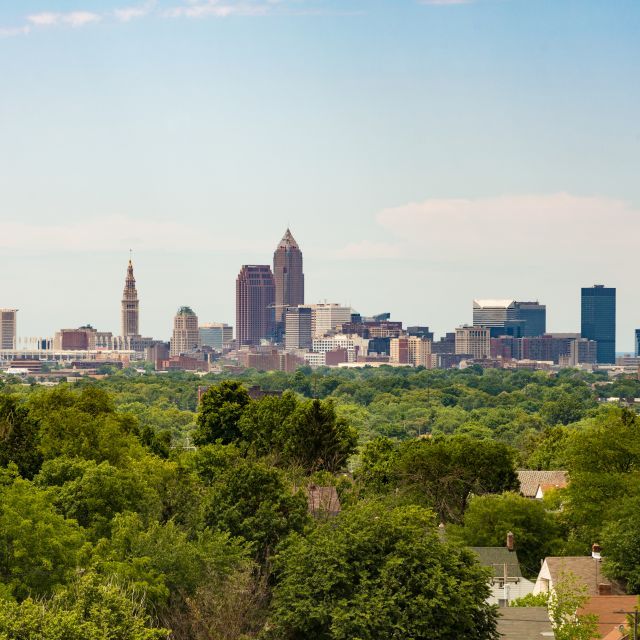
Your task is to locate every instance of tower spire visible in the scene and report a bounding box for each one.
[121,256,140,337]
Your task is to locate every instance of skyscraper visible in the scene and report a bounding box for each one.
[581,285,616,364]
[170,306,200,356]
[0,309,17,350]
[473,299,546,337]
[121,259,140,337]
[636,329,640,357]
[273,229,304,329]
[285,306,312,350]
[199,323,233,351]
[236,265,276,346]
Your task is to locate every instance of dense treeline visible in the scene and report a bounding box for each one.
[0,367,639,638]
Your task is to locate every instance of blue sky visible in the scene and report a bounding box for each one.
[1,0,639,348]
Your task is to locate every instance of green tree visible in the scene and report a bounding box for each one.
[548,572,599,640]
[601,494,640,593]
[0,572,169,639]
[194,381,251,445]
[453,492,562,578]
[395,435,519,522]
[201,458,309,557]
[0,394,42,479]
[282,398,357,472]
[238,391,299,457]
[0,477,85,599]
[91,512,248,613]
[266,501,499,640]
[35,457,162,539]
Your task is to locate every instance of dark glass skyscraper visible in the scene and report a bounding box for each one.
[635,329,640,357]
[236,265,276,346]
[581,285,616,364]
[273,229,304,328]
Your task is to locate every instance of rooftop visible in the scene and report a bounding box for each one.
[497,607,555,639]
[517,470,568,498]
[471,547,523,579]
[543,557,625,596]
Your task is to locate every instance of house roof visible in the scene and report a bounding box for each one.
[497,607,555,639]
[578,595,638,639]
[307,485,341,518]
[543,557,625,596]
[471,547,523,579]
[517,470,568,498]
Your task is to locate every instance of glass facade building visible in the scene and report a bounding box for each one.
[581,285,616,364]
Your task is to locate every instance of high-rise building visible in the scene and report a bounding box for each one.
[0,309,18,350]
[581,285,616,364]
[121,259,140,337]
[455,326,491,359]
[236,265,276,346]
[513,301,547,337]
[199,323,233,351]
[285,306,312,350]
[473,299,546,337]
[273,229,304,329]
[635,329,640,357]
[171,306,200,356]
[390,336,432,367]
[306,303,352,337]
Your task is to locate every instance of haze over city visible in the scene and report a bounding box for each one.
[1,0,638,348]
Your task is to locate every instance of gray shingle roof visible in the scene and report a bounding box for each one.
[517,470,568,498]
[471,547,523,579]
[498,607,555,639]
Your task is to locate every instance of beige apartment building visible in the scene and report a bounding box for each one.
[455,326,491,359]
[390,336,432,367]
[171,306,200,356]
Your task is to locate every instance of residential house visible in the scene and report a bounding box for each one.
[471,535,535,606]
[497,607,555,639]
[534,557,624,597]
[578,595,638,639]
[517,470,568,499]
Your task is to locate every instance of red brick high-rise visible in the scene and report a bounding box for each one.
[236,265,276,346]
[273,229,304,327]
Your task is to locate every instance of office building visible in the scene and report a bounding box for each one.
[121,259,140,338]
[473,300,546,337]
[0,309,17,350]
[307,303,352,337]
[236,265,276,346]
[581,285,616,364]
[273,228,304,329]
[53,326,97,351]
[199,323,233,351]
[170,306,200,356]
[636,329,640,357]
[285,306,312,350]
[514,301,546,337]
[455,326,491,359]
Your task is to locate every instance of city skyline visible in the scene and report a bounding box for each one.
[1,1,638,347]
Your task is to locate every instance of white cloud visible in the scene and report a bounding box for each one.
[115,1,157,22]
[341,193,640,262]
[27,11,102,27]
[0,216,217,252]
[0,25,31,37]
[163,1,271,18]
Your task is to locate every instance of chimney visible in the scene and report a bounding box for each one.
[507,531,515,552]
[598,583,612,596]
